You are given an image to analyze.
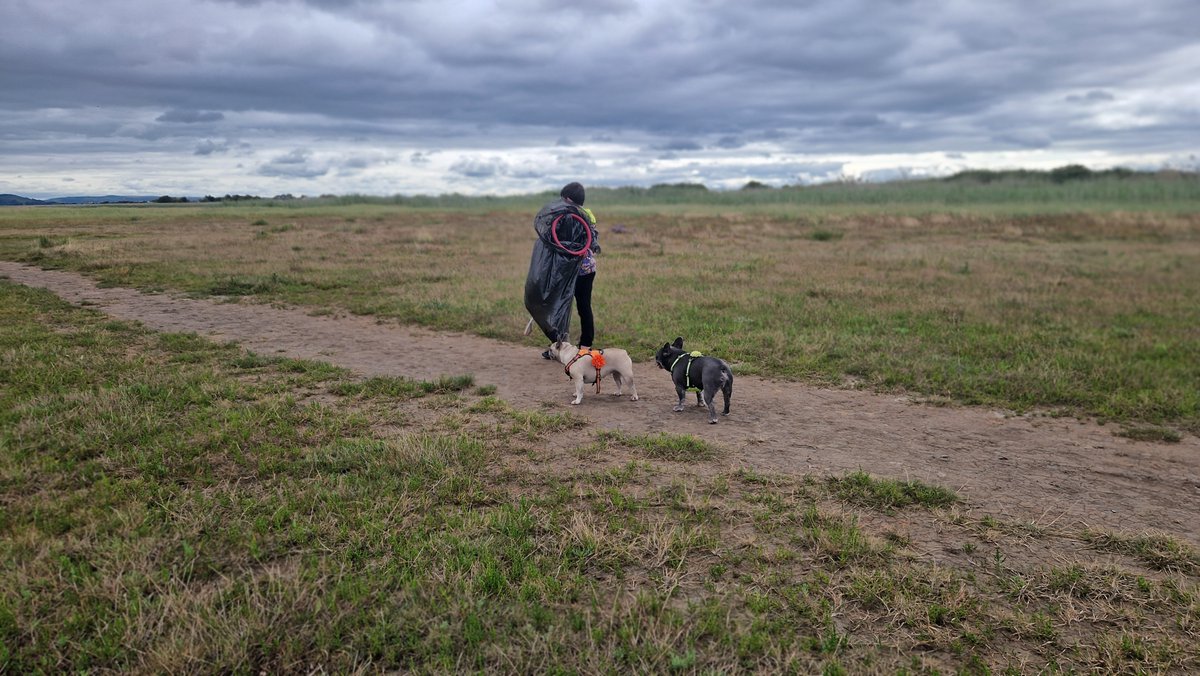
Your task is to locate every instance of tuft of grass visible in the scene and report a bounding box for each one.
[330,373,474,399]
[597,430,720,461]
[828,471,958,512]
[1083,530,1200,574]
[504,408,586,438]
[467,395,508,413]
[798,505,888,565]
[205,275,276,296]
[1115,424,1182,443]
[229,353,279,369]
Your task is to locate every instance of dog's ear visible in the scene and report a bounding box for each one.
[655,344,669,368]
[672,337,684,348]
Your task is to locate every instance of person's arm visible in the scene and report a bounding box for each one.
[582,207,600,254]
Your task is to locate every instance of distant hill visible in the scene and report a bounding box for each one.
[0,194,166,206]
[45,195,160,204]
[0,194,49,206]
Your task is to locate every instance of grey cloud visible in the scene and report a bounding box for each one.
[119,124,177,141]
[209,0,374,8]
[839,114,885,128]
[195,139,231,155]
[524,0,637,15]
[258,149,328,178]
[510,167,547,179]
[199,139,252,156]
[654,140,703,152]
[271,149,311,165]
[335,154,383,176]
[992,131,1053,149]
[5,2,1185,146]
[2,0,1197,196]
[449,157,509,178]
[1066,90,1116,103]
[258,164,329,178]
[157,109,225,124]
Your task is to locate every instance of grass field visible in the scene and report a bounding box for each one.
[2,179,1198,434]
[3,281,1197,672]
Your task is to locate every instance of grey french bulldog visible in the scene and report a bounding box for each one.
[654,337,733,423]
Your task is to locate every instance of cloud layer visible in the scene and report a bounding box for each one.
[3,0,1198,197]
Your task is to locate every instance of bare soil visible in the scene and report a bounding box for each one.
[5,261,1197,544]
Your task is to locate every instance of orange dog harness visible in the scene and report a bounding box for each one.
[565,347,606,393]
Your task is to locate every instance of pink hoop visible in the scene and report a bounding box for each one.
[550,214,593,256]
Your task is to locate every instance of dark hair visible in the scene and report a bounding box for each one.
[560,182,585,206]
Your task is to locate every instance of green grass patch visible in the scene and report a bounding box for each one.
[597,430,720,461]
[503,408,586,439]
[1115,424,1182,443]
[330,373,474,398]
[1083,530,1200,574]
[2,279,1198,673]
[828,471,959,512]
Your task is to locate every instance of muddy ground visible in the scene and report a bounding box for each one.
[4,260,1197,544]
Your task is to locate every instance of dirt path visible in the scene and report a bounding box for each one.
[4,261,1198,542]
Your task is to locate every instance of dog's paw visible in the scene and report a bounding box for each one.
[571,399,582,405]
[672,405,685,412]
[630,394,639,401]
[708,418,718,424]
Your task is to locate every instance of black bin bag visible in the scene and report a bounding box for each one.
[523,199,594,344]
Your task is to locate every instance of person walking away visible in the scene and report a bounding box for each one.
[523,182,600,358]
[565,183,597,350]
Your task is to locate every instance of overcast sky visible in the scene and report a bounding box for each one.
[3,0,1198,198]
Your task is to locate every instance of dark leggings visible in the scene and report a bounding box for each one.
[575,272,595,347]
